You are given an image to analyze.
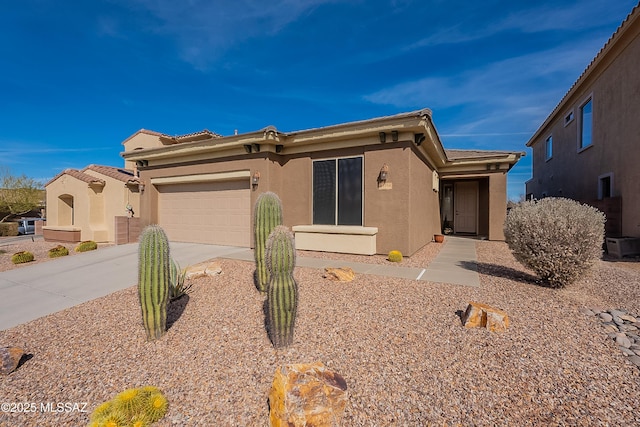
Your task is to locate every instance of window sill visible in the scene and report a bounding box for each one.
[577,143,593,154]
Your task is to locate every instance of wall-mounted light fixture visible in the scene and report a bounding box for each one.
[379,163,389,182]
[138,182,145,192]
[252,171,260,189]
[414,133,426,146]
[378,132,386,143]
[391,130,398,142]
[243,144,252,153]
[252,143,261,152]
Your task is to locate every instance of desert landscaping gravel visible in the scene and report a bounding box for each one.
[1,239,640,426]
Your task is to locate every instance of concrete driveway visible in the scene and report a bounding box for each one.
[0,242,250,331]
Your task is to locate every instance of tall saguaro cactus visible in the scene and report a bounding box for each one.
[265,225,298,348]
[254,192,283,293]
[138,225,171,341]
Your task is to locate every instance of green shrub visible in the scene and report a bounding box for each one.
[504,197,605,288]
[11,251,34,264]
[48,245,69,258]
[74,240,97,252]
[388,250,403,263]
[0,222,19,237]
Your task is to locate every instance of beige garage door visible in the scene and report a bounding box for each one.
[157,180,250,246]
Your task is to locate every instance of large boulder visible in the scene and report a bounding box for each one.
[322,267,355,282]
[0,347,26,375]
[269,362,348,427]
[461,302,510,332]
[184,261,222,280]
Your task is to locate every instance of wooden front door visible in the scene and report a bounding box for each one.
[454,181,478,234]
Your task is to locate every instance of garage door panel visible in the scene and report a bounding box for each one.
[157,181,250,246]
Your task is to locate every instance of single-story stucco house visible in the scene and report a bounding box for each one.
[121,109,524,255]
[44,165,141,243]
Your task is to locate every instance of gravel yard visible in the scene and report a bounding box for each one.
[0,239,113,273]
[1,239,639,426]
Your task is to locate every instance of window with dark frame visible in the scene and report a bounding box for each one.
[579,98,593,149]
[312,157,363,226]
[545,135,552,160]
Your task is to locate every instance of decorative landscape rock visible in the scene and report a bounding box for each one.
[269,362,348,427]
[461,302,509,332]
[584,307,640,369]
[323,267,356,282]
[185,262,222,279]
[0,347,25,375]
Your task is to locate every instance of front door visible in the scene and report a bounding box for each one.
[454,181,478,234]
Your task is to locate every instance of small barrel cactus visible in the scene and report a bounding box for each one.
[48,245,69,258]
[75,240,98,252]
[89,386,168,426]
[254,192,283,293]
[265,226,298,348]
[138,225,170,341]
[388,250,403,263]
[11,251,34,264]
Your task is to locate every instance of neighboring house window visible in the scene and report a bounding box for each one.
[313,157,363,226]
[579,97,593,150]
[564,111,574,126]
[545,135,552,160]
[598,173,613,199]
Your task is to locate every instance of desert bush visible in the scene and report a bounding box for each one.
[388,250,403,262]
[74,240,97,252]
[48,245,69,258]
[0,222,19,236]
[504,197,605,288]
[11,251,34,264]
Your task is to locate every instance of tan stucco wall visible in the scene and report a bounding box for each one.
[122,132,166,171]
[527,18,640,237]
[488,174,507,240]
[136,141,447,255]
[46,173,140,242]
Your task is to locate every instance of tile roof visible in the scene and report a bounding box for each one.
[46,169,105,187]
[445,149,524,160]
[83,165,139,183]
[46,165,138,187]
[122,128,222,146]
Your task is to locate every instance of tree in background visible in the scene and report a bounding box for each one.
[0,167,43,222]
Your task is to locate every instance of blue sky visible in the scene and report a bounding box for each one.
[1,0,637,200]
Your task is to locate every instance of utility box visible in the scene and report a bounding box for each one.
[606,237,640,258]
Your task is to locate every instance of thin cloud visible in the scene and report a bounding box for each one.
[0,146,113,156]
[406,0,631,50]
[116,0,340,69]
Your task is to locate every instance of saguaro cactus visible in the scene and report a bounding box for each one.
[138,225,171,341]
[254,192,283,293]
[265,225,298,348]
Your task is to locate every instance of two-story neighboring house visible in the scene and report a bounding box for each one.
[526,3,640,238]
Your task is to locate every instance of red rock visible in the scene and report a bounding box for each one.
[269,362,348,427]
[322,267,355,282]
[0,347,25,375]
[462,302,509,332]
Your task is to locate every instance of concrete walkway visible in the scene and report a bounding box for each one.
[222,235,480,286]
[0,243,248,331]
[0,237,479,331]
